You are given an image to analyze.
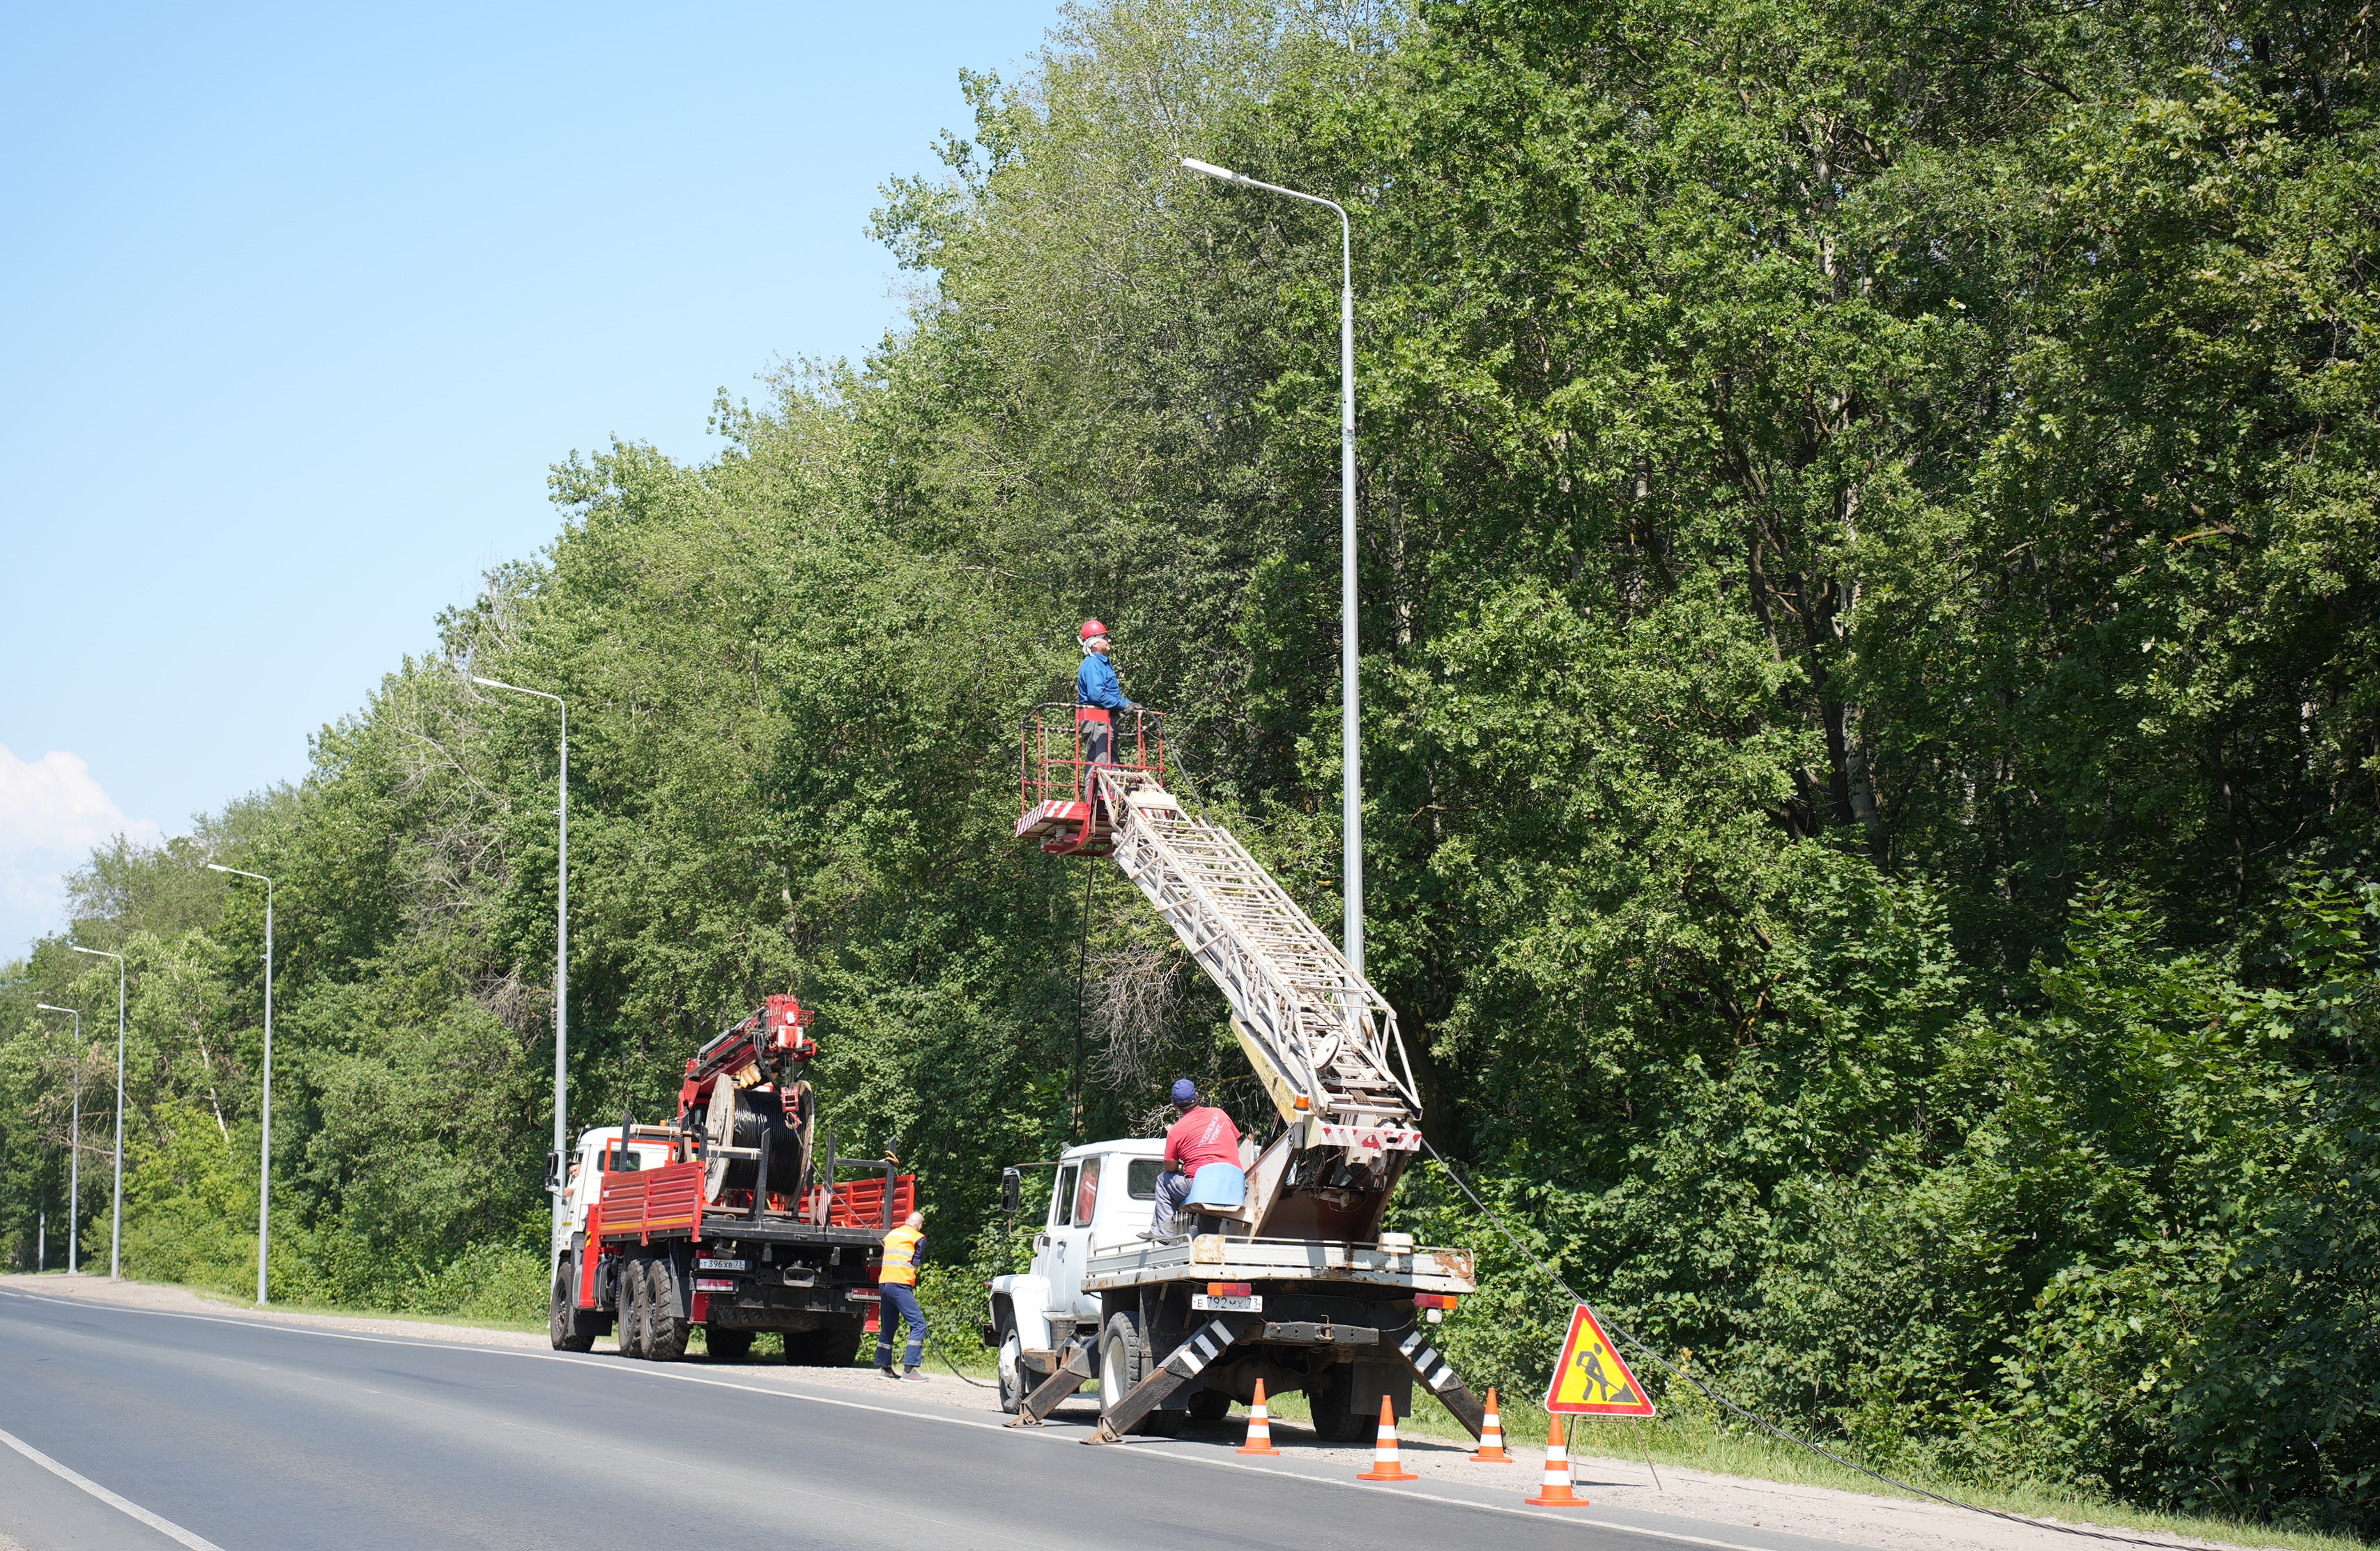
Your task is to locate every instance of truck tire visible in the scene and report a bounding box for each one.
[784,1319,864,1368]
[549,1260,598,1353]
[617,1257,652,1359]
[1305,1362,1367,1443]
[1098,1311,1181,1436]
[644,1258,690,1362]
[1186,1388,1233,1425]
[995,1315,1028,1412]
[705,1327,755,1363]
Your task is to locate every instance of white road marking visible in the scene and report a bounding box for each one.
[0,1423,228,1550]
[0,1288,1820,1551]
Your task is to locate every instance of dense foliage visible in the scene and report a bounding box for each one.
[5,0,2373,1529]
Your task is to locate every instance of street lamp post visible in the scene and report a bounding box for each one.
[1181,156,1367,977]
[207,864,275,1304]
[68,944,127,1278]
[35,1004,81,1274]
[473,673,569,1242]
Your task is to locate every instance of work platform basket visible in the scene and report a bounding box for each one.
[1016,702,1165,856]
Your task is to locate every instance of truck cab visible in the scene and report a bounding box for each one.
[986,1138,1165,1409]
[553,1127,674,1254]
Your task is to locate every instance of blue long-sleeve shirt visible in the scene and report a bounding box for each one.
[1077,651,1133,711]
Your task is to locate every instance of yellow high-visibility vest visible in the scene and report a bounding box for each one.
[880,1224,923,1286]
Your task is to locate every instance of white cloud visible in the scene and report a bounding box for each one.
[0,746,164,958]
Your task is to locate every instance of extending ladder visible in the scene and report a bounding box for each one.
[1092,765,1422,1150]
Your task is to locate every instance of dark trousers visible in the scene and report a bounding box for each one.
[876,1281,928,1370]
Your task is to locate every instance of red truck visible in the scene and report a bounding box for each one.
[547,996,916,1363]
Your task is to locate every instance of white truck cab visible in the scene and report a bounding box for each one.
[551,1126,675,1258]
[987,1138,1165,1407]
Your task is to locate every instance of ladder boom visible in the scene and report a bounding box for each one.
[1094,765,1422,1150]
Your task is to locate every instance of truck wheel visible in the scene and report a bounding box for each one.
[1305,1363,1367,1443]
[644,1258,690,1362]
[617,1257,652,1359]
[1186,1388,1232,1425]
[549,1262,597,1352]
[995,1317,1028,1412]
[1098,1311,1180,1435]
[705,1327,755,1363]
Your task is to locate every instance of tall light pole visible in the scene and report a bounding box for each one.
[473,673,569,1242]
[68,943,127,1278]
[1182,157,1367,977]
[207,864,275,1304]
[36,1004,81,1274]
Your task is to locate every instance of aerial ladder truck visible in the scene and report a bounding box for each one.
[990,705,1483,1442]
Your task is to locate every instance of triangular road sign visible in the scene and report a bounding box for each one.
[1544,1304,1655,1417]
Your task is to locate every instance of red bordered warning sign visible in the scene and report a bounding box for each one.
[1544,1304,1655,1417]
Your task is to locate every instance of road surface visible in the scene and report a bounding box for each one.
[0,1284,1868,1551]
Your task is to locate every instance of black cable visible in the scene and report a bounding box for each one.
[1068,866,1096,1143]
[1418,1140,2217,1551]
[934,1348,998,1389]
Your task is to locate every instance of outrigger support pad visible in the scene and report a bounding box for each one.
[1008,1336,1096,1427]
[1393,1326,1488,1439]
[1087,1313,1259,1444]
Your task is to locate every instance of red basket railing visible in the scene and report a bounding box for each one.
[1018,702,1165,819]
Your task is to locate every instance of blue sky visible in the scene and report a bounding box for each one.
[1,2,1062,955]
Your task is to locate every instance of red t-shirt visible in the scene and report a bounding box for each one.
[1163,1106,1242,1174]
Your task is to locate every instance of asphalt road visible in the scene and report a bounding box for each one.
[0,1286,1869,1551]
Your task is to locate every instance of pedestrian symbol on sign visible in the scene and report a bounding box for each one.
[1544,1305,1655,1417]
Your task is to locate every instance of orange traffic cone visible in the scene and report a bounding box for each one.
[1469,1388,1514,1462]
[1357,1396,1419,1481]
[1526,1414,1588,1506]
[1238,1380,1281,1455]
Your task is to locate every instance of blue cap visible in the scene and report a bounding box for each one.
[1171,1079,1199,1105]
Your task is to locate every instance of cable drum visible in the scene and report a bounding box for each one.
[699,1080,813,1205]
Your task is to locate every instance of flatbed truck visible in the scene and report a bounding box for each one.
[548,995,915,1363]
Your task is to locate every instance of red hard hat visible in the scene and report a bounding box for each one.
[1079,618,1107,641]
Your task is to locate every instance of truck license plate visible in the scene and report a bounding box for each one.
[1192,1294,1262,1312]
[698,1258,748,1271]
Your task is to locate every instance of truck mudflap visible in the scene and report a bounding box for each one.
[1089,1313,1261,1443]
[1394,1327,1486,1438]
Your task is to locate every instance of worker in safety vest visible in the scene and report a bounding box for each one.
[875,1210,929,1380]
[1146,1080,1244,1241]
[1076,619,1135,776]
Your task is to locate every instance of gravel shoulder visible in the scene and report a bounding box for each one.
[0,1274,2301,1551]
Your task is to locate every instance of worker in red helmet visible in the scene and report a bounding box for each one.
[1076,618,1135,774]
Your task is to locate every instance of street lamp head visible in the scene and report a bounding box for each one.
[36,1004,75,1014]
[470,675,502,689]
[68,943,120,961]
[1182,157,1245,184]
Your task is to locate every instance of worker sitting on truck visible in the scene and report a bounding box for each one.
[1146,1080,1245,1241]
[875,1210,930,1380]
[1076,618,1135,777]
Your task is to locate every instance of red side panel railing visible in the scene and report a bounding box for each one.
[597,1160,706,1243]
[802,1173,916,1229]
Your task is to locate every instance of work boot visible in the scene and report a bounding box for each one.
[902,1367,926,1382]
[877,1364,898,1380]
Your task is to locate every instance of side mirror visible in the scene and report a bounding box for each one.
[1000,1166,1022,1216]
[545,1149,563,1191]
